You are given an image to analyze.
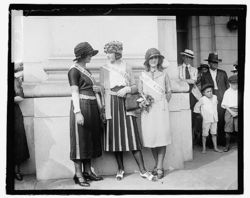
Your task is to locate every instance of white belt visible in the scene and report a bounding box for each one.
[79,94,96,100]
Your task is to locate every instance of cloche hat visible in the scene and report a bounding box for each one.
[198,63,209,70]
[73,42,98,61]
[144,48,164,65]
[228,75,238,83]
[201,83,214,92]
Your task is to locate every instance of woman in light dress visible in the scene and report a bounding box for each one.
[138,48,172,179]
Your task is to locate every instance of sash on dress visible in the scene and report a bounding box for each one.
[140,72,167,111]
[140,72,165,95]
[70,64,96,85]
[102,63,130,85]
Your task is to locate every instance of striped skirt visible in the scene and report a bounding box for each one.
[104,88,142,152]
[70,99,102,161]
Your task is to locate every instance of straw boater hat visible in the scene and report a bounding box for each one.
[180,49,194,59]
[204,52,222,63]
[201,83,214,92]
[73,42,98,61]
[144,48,165,65]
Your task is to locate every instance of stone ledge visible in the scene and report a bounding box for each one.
[23,78,189,98]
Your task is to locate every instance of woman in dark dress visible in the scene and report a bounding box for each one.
[14,69,30,181]
[68,42,103,187]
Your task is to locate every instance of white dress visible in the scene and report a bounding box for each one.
[139,70,171,148]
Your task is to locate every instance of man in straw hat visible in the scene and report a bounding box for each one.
[178,49,201,143]
[201,52,229,146]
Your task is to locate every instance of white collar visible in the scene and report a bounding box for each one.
[183,63,191,68]
[210,68,217,73]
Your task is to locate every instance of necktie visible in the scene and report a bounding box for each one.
[185,66,191,79]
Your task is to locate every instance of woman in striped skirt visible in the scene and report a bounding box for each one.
[100,41,156,181]
[68,42,103,187]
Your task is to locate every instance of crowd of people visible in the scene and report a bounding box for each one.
[13,41,238,188]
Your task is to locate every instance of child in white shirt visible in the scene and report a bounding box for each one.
[221,75,238,152]
[194,84,223,153]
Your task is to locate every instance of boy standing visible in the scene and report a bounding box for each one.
[221,75,238,152]
[194,84,223,153]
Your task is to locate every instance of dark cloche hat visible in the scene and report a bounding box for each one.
[204,52,222,63]
[201,83,214,92]
[228,75,238,83]
[144,48,164,65]
[198,63,209,70]
[73,42,98,61]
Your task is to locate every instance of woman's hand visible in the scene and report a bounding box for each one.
[93,85,101,93]
[117,86,131,97]
[75,112,84,126]
[14,96,24,103]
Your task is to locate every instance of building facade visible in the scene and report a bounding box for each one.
[11,12,238,180]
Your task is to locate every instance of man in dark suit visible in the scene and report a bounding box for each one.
[201,52,229,146]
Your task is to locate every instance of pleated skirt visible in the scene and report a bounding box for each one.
[70,99,102,161]
[103,88,142,152]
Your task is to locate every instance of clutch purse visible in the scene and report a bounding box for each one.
[125,92,141,111]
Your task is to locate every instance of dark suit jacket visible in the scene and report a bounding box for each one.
[201,69,229,102]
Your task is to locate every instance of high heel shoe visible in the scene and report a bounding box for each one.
[156,169,164,179]
[73,175,90,187]
[140,171,157,181]
[116,170,125,181]
[151,167,157,176]
[83,172,103,181]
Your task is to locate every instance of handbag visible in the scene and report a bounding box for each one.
[125,92,141,111]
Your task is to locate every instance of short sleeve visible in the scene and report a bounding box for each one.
[68,68,80,86]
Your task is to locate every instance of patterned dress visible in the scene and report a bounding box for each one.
[68,64,102,160]
[100,61,142,152]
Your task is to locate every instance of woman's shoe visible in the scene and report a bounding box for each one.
[116,170,125,181]
[15,172,23,181]
[140,171,157,181]
[83,172,103,181]
[223,146,230,152]
[73,175,90,187]
[156,169,164,179]
[151,167,157,176]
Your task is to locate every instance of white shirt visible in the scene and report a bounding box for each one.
[194,95,218,123]
[209,69,218,90]
[108,62,127,88]
[221,87,238,108]
[178,63,198,82]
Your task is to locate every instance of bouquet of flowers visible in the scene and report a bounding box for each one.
[137,93,154,113]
